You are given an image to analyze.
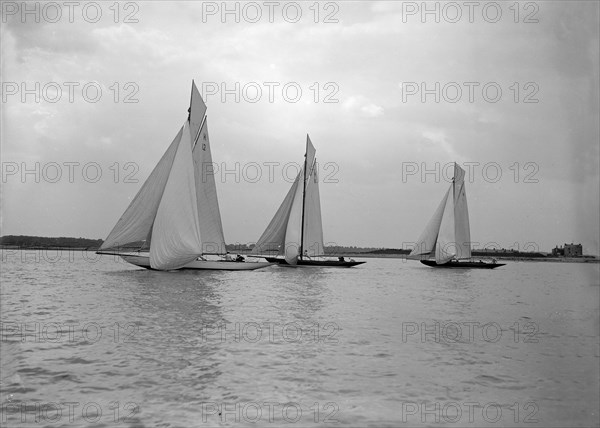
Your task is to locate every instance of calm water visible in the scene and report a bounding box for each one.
[1,251,598,427]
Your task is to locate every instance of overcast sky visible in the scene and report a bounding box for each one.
[2,1,599,254]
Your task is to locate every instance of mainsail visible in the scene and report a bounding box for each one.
[252,135,324,264]
[99,81,227,270]
[302,164,324,257]
[192,113,226,254]
[409,163,471,264]
[453,165,471,259]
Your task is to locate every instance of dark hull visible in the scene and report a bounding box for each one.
[420,260,505,269]
[264,257,365,268]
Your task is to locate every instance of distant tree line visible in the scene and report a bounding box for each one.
[0,235,103,249]
[0,236,555,258]
[224,243,411,255]
[1,238,391,253]
[360,248,411,255]
[472,250,546,258]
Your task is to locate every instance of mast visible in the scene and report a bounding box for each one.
[299,137,309,260]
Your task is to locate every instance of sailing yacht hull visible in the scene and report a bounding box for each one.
[264,257,365,268]
[118,253,272,271]
[252,137,366,270]
[420,260,505,269]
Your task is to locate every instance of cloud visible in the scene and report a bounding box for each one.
[1,1,598,254]
[343,95,384,117]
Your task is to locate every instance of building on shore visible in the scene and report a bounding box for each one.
[552,243,583,257]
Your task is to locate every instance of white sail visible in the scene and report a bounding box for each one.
[192,118,226,254]
[99,127,183,251]
[284,135,320,264]
[251,174,301,255]
[435,185,456,264]
[98,81,262,271]
[410,162,472,264]
[302,160,324,257]
[189,82,207,146]
[408,185,451,259]
[150,121,203,270]
[305,135,317,175]
[453,164,471,259]
[284,165,305,265]
[254,134,323,265]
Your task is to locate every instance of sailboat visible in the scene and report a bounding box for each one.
[251,135,365,268]
[96,81,271,271]
[408,162,505,269]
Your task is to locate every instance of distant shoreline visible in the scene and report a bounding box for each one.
[1,247,597,264]
[330,253,599,263]
[1,235,598,263]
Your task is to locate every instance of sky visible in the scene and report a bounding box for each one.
[1,1,599,255]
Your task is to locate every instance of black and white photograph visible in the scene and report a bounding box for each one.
[1,1,599,426]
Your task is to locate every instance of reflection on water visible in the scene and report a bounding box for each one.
[0,252,598,427]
